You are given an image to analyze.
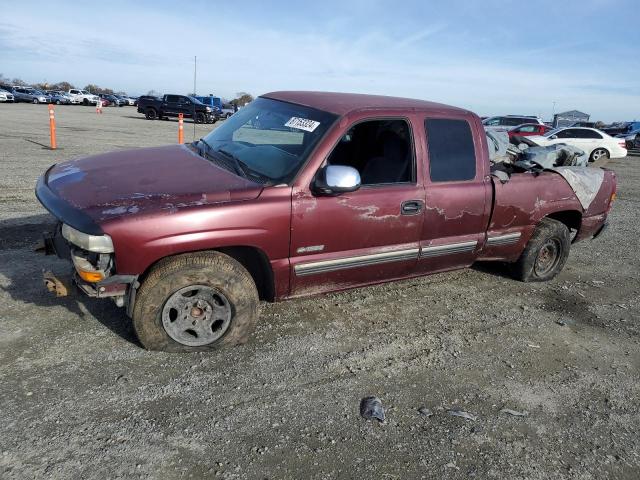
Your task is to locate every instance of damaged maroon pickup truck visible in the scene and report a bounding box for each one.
[36,92,617,352]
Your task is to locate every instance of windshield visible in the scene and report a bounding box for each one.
[200,97,338,184]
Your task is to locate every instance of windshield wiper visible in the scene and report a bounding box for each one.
[198,137,214,156]
[217,148,249,179]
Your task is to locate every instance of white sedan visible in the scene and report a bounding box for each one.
[528,127,627,162]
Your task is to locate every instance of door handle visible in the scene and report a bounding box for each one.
[401,200,424,215]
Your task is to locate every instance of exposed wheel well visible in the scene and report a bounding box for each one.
[139,247,275,302]
[545,210,582,234]
[216,246,275,301]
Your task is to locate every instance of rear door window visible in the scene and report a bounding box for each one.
[426,119,476,182]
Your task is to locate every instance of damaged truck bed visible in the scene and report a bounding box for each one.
[35,91,617,352]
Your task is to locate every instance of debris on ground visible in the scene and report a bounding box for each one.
[448,409,477,421]
[417,406,434,417]
[499,408,528,417]
[360,396,385,423]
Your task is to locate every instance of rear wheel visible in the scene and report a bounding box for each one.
[56,100,61,105]
[145,108,157,120]
[512,218,570,282]
[133,252,259,352]
[590,148,609,162]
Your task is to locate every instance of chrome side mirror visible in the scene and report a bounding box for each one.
[549,135,558,140]
[313,165,361,195]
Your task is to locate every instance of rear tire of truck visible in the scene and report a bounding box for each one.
[512,218,570,282]
[145,108,157,120]
[132,252,259,352]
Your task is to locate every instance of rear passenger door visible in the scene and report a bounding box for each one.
[414,116,491,274]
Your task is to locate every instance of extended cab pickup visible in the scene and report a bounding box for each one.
[36,91,617,352]
[137,94,217,123]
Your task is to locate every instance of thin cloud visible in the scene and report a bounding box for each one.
[397,23,448,47]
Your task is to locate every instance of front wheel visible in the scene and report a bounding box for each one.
[33,98,39,104]
[133,252,259,352]
[83,98,89,106]
[512,218,570,282]
[145,108,157,120]
[56,100,61,105]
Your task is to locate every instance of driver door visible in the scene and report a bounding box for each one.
[289,117,425,297]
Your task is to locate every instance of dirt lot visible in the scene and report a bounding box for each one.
[0,103,639,479]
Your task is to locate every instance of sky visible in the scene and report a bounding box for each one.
[1,0,638,122]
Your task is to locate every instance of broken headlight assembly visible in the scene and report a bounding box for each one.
[61,224,114,253]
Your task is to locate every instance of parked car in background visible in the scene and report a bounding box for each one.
[12,87,50,104]
[529,127,627,162]
[67,89,99,105]
[195,95,223,113]
[36,91,617,352]
[0,88,15,102]
[118,95,135,106]
[483,115,544,132]
[138,94,216,123]
[99,94,125,107]
[508,123,551,139]
[45,91,72,105]
[220,104,235,119]
[616,128,640,150]
[603,121,640,137]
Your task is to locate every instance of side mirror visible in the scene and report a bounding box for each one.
[549,135,558,140]
[313,165,361,195]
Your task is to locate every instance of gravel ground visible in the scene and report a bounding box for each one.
[0,103,639,479]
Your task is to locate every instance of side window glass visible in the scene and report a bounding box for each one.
[326,119,414,185]
[426,119,476,182]
[583,130,601,139]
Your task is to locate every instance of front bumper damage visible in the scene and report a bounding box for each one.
[40,226,138,315]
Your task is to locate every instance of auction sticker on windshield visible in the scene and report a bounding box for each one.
[285,117,320,132]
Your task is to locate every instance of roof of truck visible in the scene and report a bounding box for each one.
[262,91,469,116]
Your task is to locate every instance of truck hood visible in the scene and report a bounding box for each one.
[42,144,263,228]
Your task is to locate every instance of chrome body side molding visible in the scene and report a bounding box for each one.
[294,248,420,276]
[419,240,477,258]
[486,232,521,246]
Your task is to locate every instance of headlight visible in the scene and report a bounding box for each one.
[62,224,114,253]
[206,107,211,112]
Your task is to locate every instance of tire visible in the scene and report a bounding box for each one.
[195,112,206,124]
[56,100,61,105]
[33,98,39,104]
[83,98,89,106]
[133,252,259,352]
[589,148,609,163]
[145,108,157,120]
[512,218,570,282]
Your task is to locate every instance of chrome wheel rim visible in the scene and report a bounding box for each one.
[592,149,607,161]
[161,285,232,346]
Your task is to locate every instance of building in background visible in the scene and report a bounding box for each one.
[553,110,590,128]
